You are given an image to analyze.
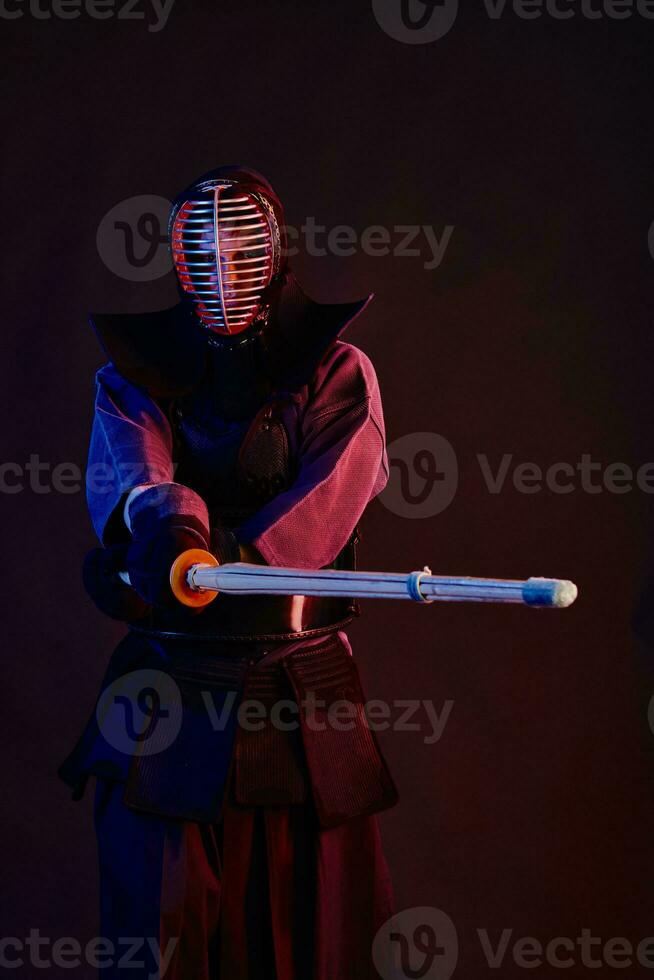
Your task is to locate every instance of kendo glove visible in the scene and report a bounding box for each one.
[126,483,240,608]
[82,544,151,622]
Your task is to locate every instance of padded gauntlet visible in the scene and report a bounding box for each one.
[126,483,240,608]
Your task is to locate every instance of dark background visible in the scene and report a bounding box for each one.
[3,1,654,976]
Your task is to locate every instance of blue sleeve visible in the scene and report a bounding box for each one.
[86,364,175,544]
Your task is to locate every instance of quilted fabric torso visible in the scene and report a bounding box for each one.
[171,341,296,529]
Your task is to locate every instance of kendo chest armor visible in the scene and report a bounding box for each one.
[173,388,293,529]
[134,379,359,643]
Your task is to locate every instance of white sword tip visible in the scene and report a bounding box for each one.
[553,579,578,608]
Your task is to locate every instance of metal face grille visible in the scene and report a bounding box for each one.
[171,183,276,335]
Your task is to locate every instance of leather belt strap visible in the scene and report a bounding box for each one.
[131,593,358,643]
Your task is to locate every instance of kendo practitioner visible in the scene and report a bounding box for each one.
[60,166,398,979]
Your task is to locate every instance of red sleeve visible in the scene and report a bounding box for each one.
[238,342,389,568]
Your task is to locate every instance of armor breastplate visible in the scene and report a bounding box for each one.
[173,390,294,528]
[144,376,359,642]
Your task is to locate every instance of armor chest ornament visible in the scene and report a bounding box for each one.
[172,392,295,528]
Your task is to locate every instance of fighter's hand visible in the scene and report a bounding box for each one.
[126,510,242,609]
[126,512,211,608]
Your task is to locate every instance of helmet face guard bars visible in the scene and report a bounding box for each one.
[170,180,282,336]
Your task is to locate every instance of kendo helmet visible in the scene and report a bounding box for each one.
[168,166,287,340]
